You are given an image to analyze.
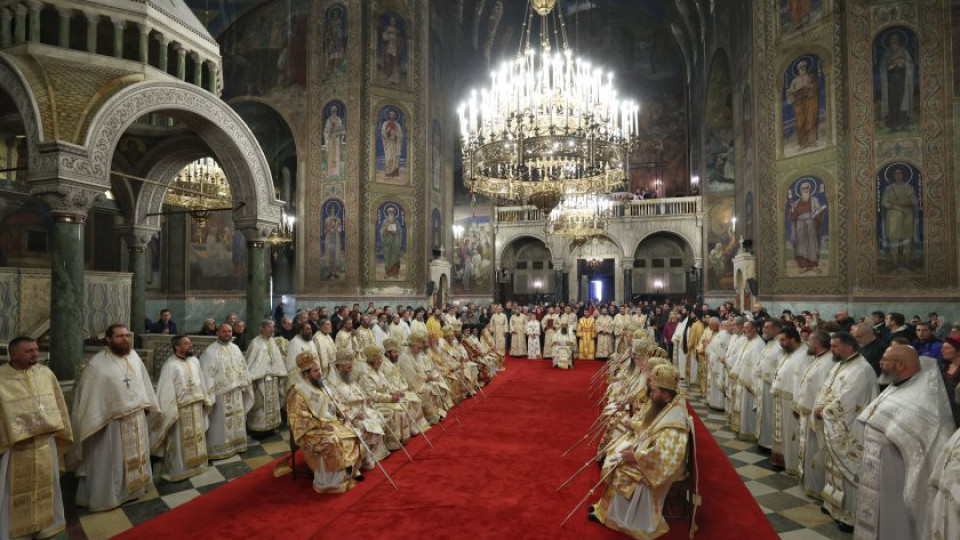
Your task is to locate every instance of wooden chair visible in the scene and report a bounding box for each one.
[663,415,701,537]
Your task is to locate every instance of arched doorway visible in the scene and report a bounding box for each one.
[498,236,553,304]
[574,237,620,304]
[633,232,696,303]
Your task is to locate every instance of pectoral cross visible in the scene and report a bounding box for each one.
[123,373,132,388]
[37,403,46,413]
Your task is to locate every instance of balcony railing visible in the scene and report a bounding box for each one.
[495,196,701,224]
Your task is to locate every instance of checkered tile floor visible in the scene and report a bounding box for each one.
[61,431,292,540]
[60,388,854,540]
[683,384,854,540]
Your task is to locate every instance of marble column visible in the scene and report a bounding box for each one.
[553,267,563,304]
[27,0,41,43]
[190,52,202,87]
[1,9,11,48]
[49,215,85,381]
[85,12,98,53]
[205,61,218,93]
[243,233,269,339]
[121,227,157,345]
[137,23,148,64]
[56,7,71,48]
[560,270,569,303]
[174,44,186,80]
[155,33,169,72]
[112,18,124,58]
[622,262,633,305]
[13,4,26,44]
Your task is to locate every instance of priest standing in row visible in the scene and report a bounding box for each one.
[200,323,254,460]
[0,337,72,538]
[286,322,318,377]
[595,307,614,360]
[245,320,286,434]
[577,309,597,360]
[72,324,159,512]
[149,335,213,482]
[510,308,527,357]
[526,315,542,359]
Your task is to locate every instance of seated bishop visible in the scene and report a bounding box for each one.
[286,352,365,494]
[591,363,691,540]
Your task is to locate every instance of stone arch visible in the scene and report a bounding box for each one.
[134,138,212,230]
[496,233,550,263]
[633,230,697,261]
[82,80,281,229]
[0,54,44,173]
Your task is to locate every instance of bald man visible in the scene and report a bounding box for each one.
[855,345,954,539]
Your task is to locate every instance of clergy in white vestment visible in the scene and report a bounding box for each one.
[396,332,445,424]
[372,315,389,349]
[245,320,286,433]
[794,330,835,500]
[595,308,614,359]
[613,306,630,353]
[200,323,255,460]
[72,324,159,512]
[490,305,508,356]
[328,350,389,470]
[526,317,542,359]
[410,312,428,339]
[705,320,732,410]
[285,352,364,494]
[335,318,360,363]
[733,321,764,440]
[380,338,430,433]
[590,364,690,539]
[552,324,575,369]
[149,336,214,482]
[755,320,785,450]
[720,320,746,415]
[931,409,960,540]
[671,309,689,380]
[854,347,954,540]
[769,327,808,475]
[510,310,528,356]
[359,345,412,449]
[813,332,878,529]
[312,319,338,374]
[542,308,559,359]
[0,337,72,539]
[388,314,407,347]
[286,323,319,377]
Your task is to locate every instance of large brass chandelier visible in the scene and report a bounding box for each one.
[458,0,639,212]
[164,157,234,227]
[545,192,614,240]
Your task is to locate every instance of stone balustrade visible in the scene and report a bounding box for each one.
[495,196,702,223]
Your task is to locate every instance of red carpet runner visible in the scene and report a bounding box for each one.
[117,358,776,539]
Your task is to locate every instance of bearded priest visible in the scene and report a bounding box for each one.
[149,335,213,482]
[200,323,254,460]
[590,363,691,539]
[286,352,365,493]
[72,323,159,512]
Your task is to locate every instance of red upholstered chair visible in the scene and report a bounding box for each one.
[662,416,700,537]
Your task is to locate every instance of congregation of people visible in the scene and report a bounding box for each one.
[7,296,960,539]
[1,302,507,539]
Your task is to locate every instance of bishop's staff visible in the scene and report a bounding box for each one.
[351,377,416,463]
[320,383,400,493]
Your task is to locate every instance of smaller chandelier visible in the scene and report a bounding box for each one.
[165,157,234,227]
[545,192,614,240]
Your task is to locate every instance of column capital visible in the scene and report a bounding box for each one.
[154,32,168,44]
[26,0,43,11]
[1,8,12,20]
[55,5,73,17]
[117,225,159,249]
[551,261,565,272]
[236,218,279,243]
[110,17,126,29]
[136,22,149,33]
[189,50,200,61]
[14,4,27,15]
[171,42,185,53]
[33,183,103,218]
[83,10,99,22]
[621,261,634,271]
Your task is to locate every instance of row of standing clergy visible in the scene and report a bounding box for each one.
[702,317,959,539]
[492,309,650,361]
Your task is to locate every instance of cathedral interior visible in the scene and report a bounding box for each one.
[0,1,958,539]
[0,0,956,385]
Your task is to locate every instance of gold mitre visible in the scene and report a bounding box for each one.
[646,356,669,371]
[633,328,650,340]
[383,338,400,354]
[335,349,355,365]
[442,326,455,337]
[427,329,442,341]
[650,363,680,392]
[363,345,382,363]
[296,351,319,372]
[450,319,463,332]
[408,332,427,347]
[654,346,669,358]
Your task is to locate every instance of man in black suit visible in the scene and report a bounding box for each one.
[852,322,884,377]
[885,311,916,346]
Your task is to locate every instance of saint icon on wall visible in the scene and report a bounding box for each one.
[320,199,345,280]
[779,0,823,35]
[378,12,406,86]
[376,202,407,280]
[322,100,346,180]
[782,54,826,156]
[375,105,407,183]
[324,5,347,78]
[877,162,923,274]
[874,27,919,135]
[784,176,828,277]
